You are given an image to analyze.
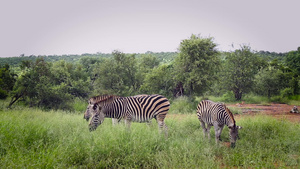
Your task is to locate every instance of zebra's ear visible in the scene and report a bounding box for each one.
[237,126,242,130]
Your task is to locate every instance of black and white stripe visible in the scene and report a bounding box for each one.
[88,94,170,135]
[196,100,242,148]
[84,95,120,122]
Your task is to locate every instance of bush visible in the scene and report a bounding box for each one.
[243,93,269,104]
[0,89,8,99]
[221,91,236,102]
[280,88,294,98]
[169,96,197,114]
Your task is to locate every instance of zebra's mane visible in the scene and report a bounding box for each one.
[89,95,121,104]
[223,104,236,125]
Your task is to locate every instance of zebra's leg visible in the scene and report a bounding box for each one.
[214,124,224,144]
[111,118,119,126]
[156,114,168,137]
[206,124,212,141]
[146,120,153,127]
[199,120,208,138]
[157,120,168,137]
[124,118,132,129]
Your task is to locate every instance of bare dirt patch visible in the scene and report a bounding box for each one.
[228,103,300,123]
[167,103,300,123]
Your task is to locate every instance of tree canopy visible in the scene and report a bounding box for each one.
[173,34,220,96]
[1,35,299,110]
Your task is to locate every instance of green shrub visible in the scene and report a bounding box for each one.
[243,93,269,104]
[221,91,236,102]
[169,96,197,114]
[280,88,294,98]
[72,98,88,113]
[0,89,8,99]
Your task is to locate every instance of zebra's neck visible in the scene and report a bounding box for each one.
[224,114,235,127]
[102,98,124,119]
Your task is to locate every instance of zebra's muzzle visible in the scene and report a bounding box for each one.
[89,125,97,132]
[230,143,236,148]
[89,127,95,132]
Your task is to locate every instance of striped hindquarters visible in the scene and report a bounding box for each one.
[125,94,170,122]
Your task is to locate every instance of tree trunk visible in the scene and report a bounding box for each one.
[7,88,27,108]
[234,89,242,101]
[8,93,24,108]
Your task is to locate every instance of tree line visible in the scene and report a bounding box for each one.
[1,34,299,110]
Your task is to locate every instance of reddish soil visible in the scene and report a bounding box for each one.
[228,103,300,123]
[167,103,300,123]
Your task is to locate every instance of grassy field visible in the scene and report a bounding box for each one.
[0,106,299,168]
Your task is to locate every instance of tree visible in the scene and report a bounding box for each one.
[92,58,120,95]
[221,45,265,100]
[0,64,17,99]
[113,51,138,92]
[140,64,174,97]
[9,58,89,110]
[135,54,160,92]
[9,58,52,108]
[255,68,286,98]
[92,50,138,96]
[285,47,300,94]
[51,60,90,98]
[173,34,220,96]
[285,47,300,75]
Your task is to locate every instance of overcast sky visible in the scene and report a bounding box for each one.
[1,0,299,57]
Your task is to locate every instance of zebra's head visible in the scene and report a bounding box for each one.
[229,125,242,148]
[83,100,93,121]
[88,103,105,132]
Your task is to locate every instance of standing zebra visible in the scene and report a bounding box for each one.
[84,94,149,124]
[196,100,242,148]
[87,94,170,135]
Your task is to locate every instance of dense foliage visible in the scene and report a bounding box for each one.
[0,34,299,110]
[173,35,220,96]
[220,46,266,100]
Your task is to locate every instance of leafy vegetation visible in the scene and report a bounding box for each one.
[0,34,299,110]
[173,35,220,96]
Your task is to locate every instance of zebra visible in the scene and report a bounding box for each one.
[84,95,121,124]
[196,100,242,148]
[87,94,170,135]
[84,94,149,124]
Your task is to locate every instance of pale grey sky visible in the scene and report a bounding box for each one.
[0,0,299,57]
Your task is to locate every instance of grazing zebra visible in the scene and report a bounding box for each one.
[84,94,149,124]
[88,94,170,135]
[84,95,121,124]
[196,100,242,148]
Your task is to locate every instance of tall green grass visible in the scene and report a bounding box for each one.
[0,107,299,168]
[169,96,198,114]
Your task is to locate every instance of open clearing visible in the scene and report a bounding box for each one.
[167,103,300,123]
[228,103,300,123]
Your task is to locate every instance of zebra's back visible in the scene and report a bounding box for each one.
[124,94,170,122]
[197,100,230,126]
